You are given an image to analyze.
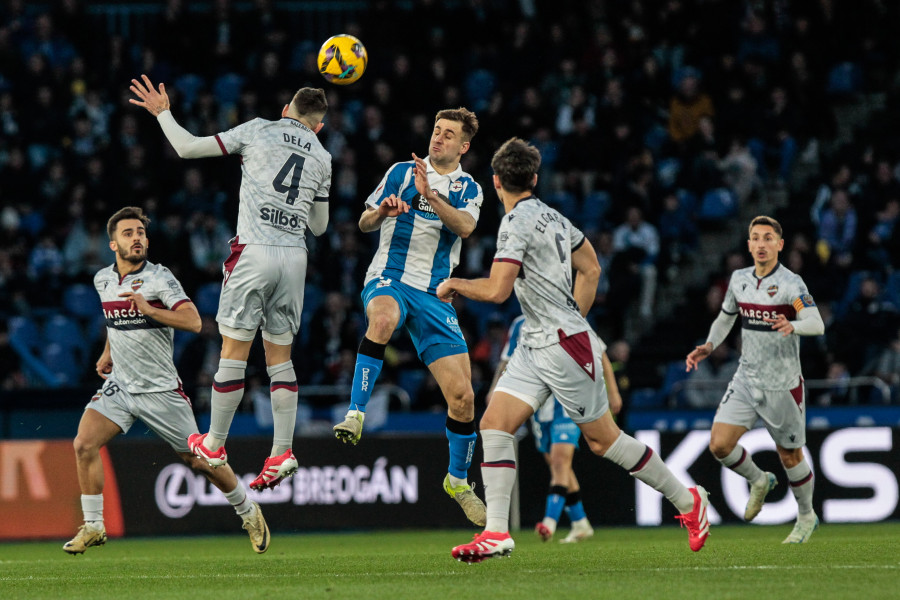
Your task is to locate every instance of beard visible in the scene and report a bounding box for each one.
[118,245,147,264]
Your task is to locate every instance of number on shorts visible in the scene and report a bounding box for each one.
[103,382,121,396]
[272,153,306,205]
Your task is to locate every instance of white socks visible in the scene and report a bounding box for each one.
[785,458,815,516]
[480,429,517,533]
[207,358,247,449]
[267,361,298,457]
[223,483,253,518]
[81,493,103,524]
[715,445,765,484]
[603,431,695,514]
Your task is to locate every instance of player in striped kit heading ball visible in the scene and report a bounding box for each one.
[332,108,487,526]
[686,216,825,543]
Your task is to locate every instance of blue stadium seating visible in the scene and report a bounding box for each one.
[42,342,83,385]
[698,188,739,223]
[194,282,221,317]
[64,284,100,319]
[42,314,83,348]
[8,316,42,354]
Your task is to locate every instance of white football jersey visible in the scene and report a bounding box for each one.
[720,263,816,390]
[493,197,588,349]
[93,261,190,393]
[216,117,332,247]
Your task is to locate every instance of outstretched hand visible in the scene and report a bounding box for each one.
[411,153,438,203]
[129,74,171,116]
[685,342,712,372]
[376,194,410,218]
[435,280,457,303]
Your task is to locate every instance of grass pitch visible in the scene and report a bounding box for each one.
[2,523,898,600]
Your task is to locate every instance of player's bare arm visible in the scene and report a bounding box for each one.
[128,74,170,116]
[685,342,713,372]
[96,338,112,380]
[602,352,623,416]
[436,260,519,304]
[412,152,476,238]
[359,195,409,232]
[571,240,601,317]
[118,292,202,333]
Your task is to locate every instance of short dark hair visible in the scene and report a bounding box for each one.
[107,206,150,240]
[748,215,782,238]
[290,87,328,118]
[491,137,541,193]
[434,107,479,142]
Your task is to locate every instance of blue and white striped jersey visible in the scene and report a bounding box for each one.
[500,315,526,361]
[363,156,483,294]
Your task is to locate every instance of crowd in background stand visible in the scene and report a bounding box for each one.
[2,0,900,414]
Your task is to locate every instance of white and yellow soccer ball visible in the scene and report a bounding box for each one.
[317,34,368,85]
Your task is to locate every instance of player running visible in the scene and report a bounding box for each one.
[331,108,487,526]
[686,215,824,543]
[489,315,623,543]
[130,75,331,491]
[440,138,710,562]
[64,207,269,555]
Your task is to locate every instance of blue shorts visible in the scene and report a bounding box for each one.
[362,277,467,365]
[531,400,581,454]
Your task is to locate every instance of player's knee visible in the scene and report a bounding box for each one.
[708,438,734,459]
[446,388,474,417]
[73,435,101,459]
[585,437,609,457]
[367,312,397,341]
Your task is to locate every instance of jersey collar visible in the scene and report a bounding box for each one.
[113,260,147,285]
[753,261,780,282]
[283,117,311,133]
[424,155,463,179]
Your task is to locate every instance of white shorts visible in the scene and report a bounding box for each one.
[217,241,308,336]
[86,378,198,452]
[713,375,807,448]
[495,329,607,424]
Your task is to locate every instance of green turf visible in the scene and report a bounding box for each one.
[1,523,898,600]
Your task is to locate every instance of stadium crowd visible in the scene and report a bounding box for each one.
[2,0,900,413]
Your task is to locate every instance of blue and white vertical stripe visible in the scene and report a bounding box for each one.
[363,158,483,294]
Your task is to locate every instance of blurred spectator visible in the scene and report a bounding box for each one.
[747,86,800,187]
[816,188,858,269]
[667,67,714,146]
[612,206,659,318]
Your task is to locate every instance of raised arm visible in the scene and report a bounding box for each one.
[129,74,221,159]
[412,153,476,238]
[358,195,410,233]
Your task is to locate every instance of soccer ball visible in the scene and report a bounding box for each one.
[317,34,368,85]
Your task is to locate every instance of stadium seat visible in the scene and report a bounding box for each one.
[883,271,900,306]
[676,188,699,215]
[173,73,204,110]
[581,190,611,227]
[629,387,664,409]
[64,284,100,319]
[213,73,244,106]
[42,342,83,385]
[697,188,739,223]
[827,62,862,96]
[833,270,871,319]
[8,316,43,353]
[194,282,221,317]
[659,360,690,407]
[42,314,83,348]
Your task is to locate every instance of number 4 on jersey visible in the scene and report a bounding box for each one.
[272,153,306,205]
